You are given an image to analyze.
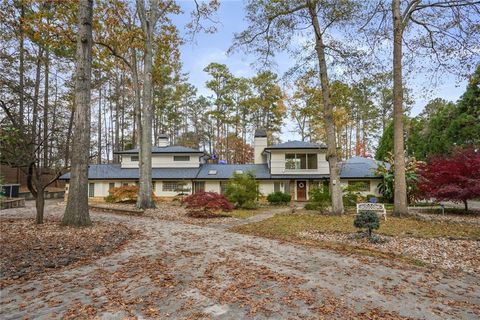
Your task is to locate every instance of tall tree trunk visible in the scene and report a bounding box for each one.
[131,51,142,149]
[136,0,156,209]
[43,50,49,168]
[97,81,102,164]
[32,49,43,155]
[18,1,25,129]
[392,0,408,217]
[308,0,344,214]
[35,181,45,225]
[62,0,93,226]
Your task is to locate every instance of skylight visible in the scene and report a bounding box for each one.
[235,170,243,174]
[208,170,217,175]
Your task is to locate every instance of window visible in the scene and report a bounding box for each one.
[274,182,283,193]
[131,155,139,161]
[285,153,318,170]
[152,181,156,192]
[174,155,190,161]
[208,170,217,175]
[122,182,128,186]
[285,154,297,169]
[88,183,95,197]
[220,181,228,195]
[307,154,318,169]
[162,181,179,192]
[194,181,205,193]
[348,180,370,192]
[109,183,115,194]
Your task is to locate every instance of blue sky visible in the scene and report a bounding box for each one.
[172,0,468,141]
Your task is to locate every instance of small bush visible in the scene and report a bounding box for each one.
[306,187,331,212]
[267,192,291,205]
[304,203,318,210]
[353,211,380,238]
[104,194,116,203]
[342,190,359,207]
[183,192,234,218]
[104,185,157,203]
[105,185,139,203]
[225,172,260,209]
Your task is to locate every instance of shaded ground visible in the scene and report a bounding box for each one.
[1,200,479,319]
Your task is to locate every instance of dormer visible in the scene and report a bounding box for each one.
[115,136,205,169]
[263,141,329,175]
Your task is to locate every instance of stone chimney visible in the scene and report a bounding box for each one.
[158,134,169,147]
[254,129,268,164]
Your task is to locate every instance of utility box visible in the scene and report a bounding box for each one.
[1,184,20,198]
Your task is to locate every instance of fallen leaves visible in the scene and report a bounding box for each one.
[0,218,133,288]
[300,231,480,274]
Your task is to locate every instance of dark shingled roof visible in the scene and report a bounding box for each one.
[264,141,327,150]
[339,156,386,178]
[59,164,199,180]
[196,164,271,179]
[59,157,386,181]
[114,146,204,154]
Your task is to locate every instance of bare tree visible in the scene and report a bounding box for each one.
[62,0,94,226]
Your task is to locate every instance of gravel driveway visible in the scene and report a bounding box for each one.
[1,200,479,319]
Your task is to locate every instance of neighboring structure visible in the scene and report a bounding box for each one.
[60,131,384,202]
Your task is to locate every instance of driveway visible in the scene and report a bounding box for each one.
[1,200,479,319]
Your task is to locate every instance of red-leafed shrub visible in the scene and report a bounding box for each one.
[418,148,480,211]
[183,192,234,218]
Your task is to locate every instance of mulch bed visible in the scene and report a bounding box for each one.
[0,218,134,288]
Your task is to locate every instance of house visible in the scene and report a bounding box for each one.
[60,130,384,202]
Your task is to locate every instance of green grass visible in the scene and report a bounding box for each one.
[225,209,259,219]
[232,213,480,240]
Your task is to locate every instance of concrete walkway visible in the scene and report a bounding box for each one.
[1,201,479,319]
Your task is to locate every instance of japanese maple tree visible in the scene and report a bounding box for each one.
[418,148,480,211]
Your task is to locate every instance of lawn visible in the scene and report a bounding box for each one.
[231,212,480,270]
[232,212,480,240]
[225,209,259,219]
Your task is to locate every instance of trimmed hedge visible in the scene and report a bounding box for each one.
[267,192,291,205]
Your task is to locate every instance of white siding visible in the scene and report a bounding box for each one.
[155,180,193,197]
[269,150,329,175]
[121,154,201,168]
[204,181,221,193]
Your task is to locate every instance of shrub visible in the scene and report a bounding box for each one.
[183,192,234,218]
[225,172,260,209]
[304,203,318,210]
[267,192,291,205]
[353,211,380,238]
[342,187,359,207]
[306,187,331,212]
[104,185,157,203]
[105,185,139,203]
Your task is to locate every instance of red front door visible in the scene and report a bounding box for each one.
[296,181,307,200]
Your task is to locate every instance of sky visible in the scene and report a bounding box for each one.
[172,0,469,142]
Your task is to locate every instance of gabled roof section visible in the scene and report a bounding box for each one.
[264,141,327,150]
[196,164,270,179]
[59,164,200,180]
[115,146,204,154]
[339,156,386,178]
